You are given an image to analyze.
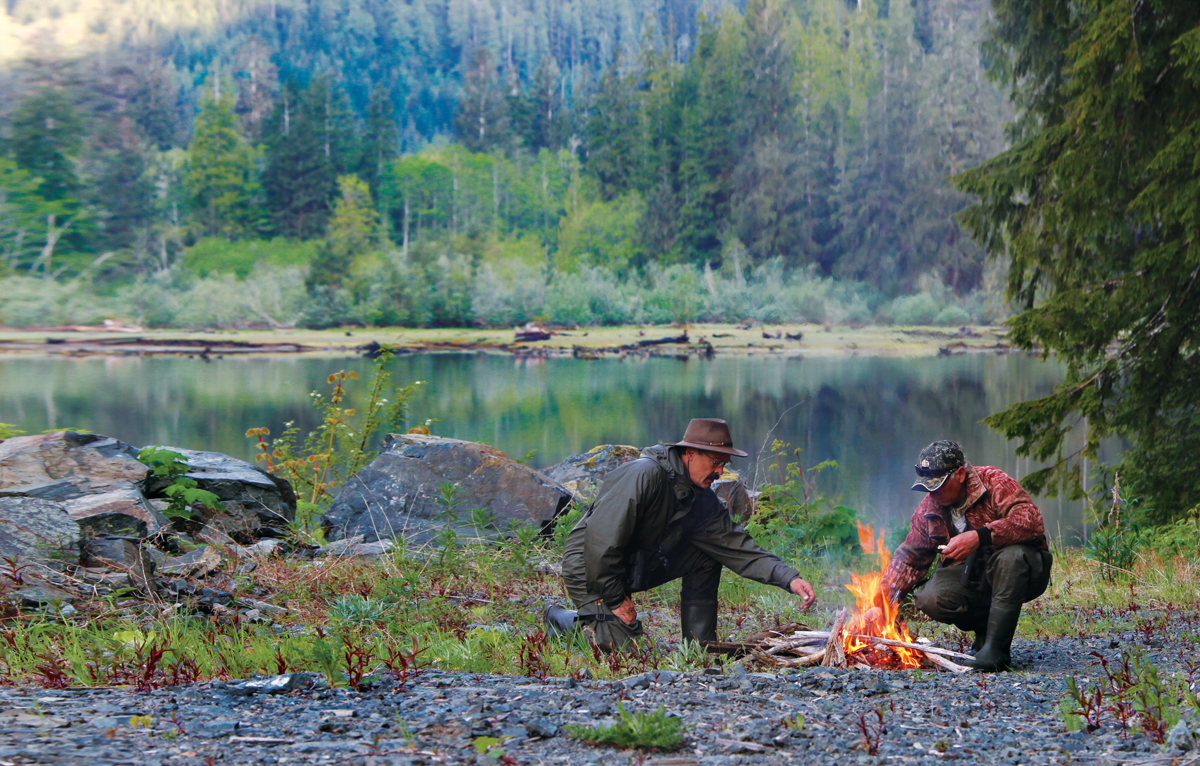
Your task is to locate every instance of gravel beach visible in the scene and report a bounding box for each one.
[1,626,1190,766]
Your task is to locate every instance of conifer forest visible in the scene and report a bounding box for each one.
[0,0,1008,329]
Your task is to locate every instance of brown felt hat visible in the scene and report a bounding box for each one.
[667,418,748,458]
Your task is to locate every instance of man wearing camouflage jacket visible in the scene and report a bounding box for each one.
[879,440,1053,671]
[544,418,816,652]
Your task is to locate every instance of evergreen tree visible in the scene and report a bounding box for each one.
[263,76,353,239]
[528,56,566,152]
[674,10,743,263]
[358,86,400,200]
[308,174,378,290]
[585,59,639,198]
[955,0,1200,519]
[9,88,84,204]
[454,48,509,153]
[184,79,261,238]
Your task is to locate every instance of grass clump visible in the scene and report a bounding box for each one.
[566,702,684,751]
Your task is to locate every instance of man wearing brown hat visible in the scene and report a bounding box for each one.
[876,440,1053,671]
[546,418,816,652]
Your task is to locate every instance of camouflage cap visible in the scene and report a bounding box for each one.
[911,440,965,492]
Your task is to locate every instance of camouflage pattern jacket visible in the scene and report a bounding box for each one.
[881,465,1047,603]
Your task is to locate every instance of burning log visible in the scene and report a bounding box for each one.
[734,523,979,673]
[847,635,973,662]
[821,608,849,668]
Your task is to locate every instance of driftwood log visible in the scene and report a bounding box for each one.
[821,608,849,668]
[718,619,976,672]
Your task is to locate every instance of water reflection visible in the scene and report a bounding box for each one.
[0,352,1106,540]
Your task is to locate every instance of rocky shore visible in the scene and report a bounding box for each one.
[0,625,1189,766]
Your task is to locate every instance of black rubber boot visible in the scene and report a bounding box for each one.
[680,601,718,643]
[543,604,578,639]
[968,629,987,656]
[964,605,1021,671]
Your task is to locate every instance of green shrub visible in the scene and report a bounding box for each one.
[0,276,115,327]
[136,446,222,522]
[546,267,634,326]
[746,441,863,563]
[885,292,939,325]
[471,261,546,327]
[184,237,317,278]
[933,305,971,326]
[639,264,706,325]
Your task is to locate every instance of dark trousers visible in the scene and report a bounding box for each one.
[911,544,1052,631]
[575,540,722,652]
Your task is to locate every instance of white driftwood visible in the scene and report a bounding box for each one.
[821,608,849,668]
[847,635,974,661]
[922,651,975,674]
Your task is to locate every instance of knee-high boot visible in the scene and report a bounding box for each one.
[680,601,718,643]
[543,604,578,639]
[964,604,1021,671]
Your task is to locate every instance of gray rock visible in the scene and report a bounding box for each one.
[541,444,642,501]
[324,434,573,543]
[0,431,147,496]
[0,496,81,568]
[160,545,221,577]
[143,447,296,539]
[228,673,318,695]
[524,717,559,738]
[316,535,395,558]
[83,537,155,587]
[63,487,166,538]
[712,478,756,524]
[1168,720,1195,752]
[13,581,78,605]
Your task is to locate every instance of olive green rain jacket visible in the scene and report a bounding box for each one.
[560,445,802,608]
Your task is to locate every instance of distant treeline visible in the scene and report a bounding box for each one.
[0,0,1009,329]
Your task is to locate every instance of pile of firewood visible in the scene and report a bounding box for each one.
[706,608,975,673]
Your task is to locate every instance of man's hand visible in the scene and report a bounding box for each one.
[612,597,637,626]
[941,530,980,564]
[789,578,816,608]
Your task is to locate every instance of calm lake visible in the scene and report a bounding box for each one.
[0,351,1105,541]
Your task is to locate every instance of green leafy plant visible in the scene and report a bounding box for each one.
[566,702,683,750]
[747,441,863,562]
[473,735,513,760]
[246,347,423,536]
[0,424,25,442]
[552,504,584,551]
[137,447,222,522]
[1084,475,1144,581]
[328,595,390,625]
[434,481,463,566]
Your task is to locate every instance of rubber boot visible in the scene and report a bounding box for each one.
[680,601,718,643]
[543,604,578,640]
[968,629,987,656]
[964,605,1021,671]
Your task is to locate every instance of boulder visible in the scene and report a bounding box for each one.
[712,477,756,525]
[160,545,222,577]
[0,431,147,497]
[63,488,166,538]
[324,434,573,543]
[541,445,642,501]
[83,537,156,588]
[0,496,81,569]
[144,448,296,540]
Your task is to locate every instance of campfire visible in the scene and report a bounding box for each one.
[732,523,975,673]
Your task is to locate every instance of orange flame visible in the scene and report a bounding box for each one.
[841,521,922,668]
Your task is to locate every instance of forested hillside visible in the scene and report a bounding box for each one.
[0,0,1011,329]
